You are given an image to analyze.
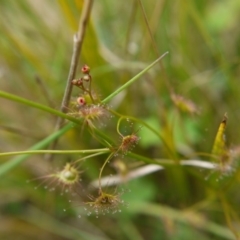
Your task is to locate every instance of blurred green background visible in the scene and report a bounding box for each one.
[1,0,240,239]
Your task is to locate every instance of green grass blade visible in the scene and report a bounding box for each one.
[0,123,73,177]
[0,90,81,124]
[130,202,235,240]
[0,148,110,158]
[101,52,168,104]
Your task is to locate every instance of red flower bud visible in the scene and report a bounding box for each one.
[81,64,90,74]
[77,97,86,106]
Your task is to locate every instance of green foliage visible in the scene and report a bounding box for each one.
[1,0,240,239]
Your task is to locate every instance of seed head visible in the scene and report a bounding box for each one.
[55,162,80,186]
[171,93,199,115]
[81,105,106,119]
[118,133,139,154]
[49,162,82,195]
[85,190,124,215]
[68,104,109,128]
[31,162,82,195]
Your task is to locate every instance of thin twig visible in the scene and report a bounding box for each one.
[45,0,94,160]
[138,0,178,160]
[98,152,115,192]
[138,0,171,92]
[124,0,138,55]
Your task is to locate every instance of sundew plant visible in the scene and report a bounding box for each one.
[1,1,240,240]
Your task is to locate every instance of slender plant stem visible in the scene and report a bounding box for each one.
[0,148,110,158]
[74,151,108,164]
[124,0,138,54]
[138,1,179,160]
[61,0,94,113]
[88,77,95,103]
[47,0,94,160]
[101,52,168,104]
[138,0,171,92]
[0,90,80,124]
[0,124,73,177]
[98,152,115,192]
[116,117,124,136]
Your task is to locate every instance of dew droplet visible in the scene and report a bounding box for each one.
[87,212,92,216]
